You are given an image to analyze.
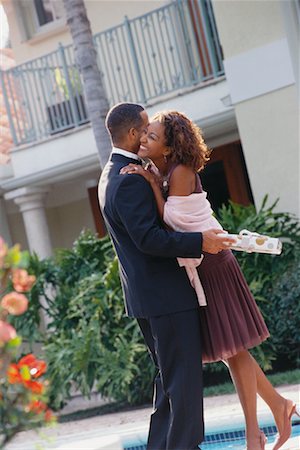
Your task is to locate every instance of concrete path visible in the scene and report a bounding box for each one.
[5,384,300,450]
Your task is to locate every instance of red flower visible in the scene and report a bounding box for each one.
[23,380,45,394]
[18,354,47,378]
[7,354,47,394]
[12,269,36,293]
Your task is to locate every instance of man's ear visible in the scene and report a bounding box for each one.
[129,128,136,139]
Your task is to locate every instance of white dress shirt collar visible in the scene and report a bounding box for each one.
[112,147,140,161]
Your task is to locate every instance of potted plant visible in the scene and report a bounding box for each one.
[47,66,89,134]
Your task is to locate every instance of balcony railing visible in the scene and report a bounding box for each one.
[0,0,224,147]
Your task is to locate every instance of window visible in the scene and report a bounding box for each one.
[18,0,65,39]
[34,0,64,27]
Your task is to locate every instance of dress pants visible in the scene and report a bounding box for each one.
[138,308,204,450]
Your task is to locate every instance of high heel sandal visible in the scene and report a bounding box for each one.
[246,431,267,450]
[272,401,300,450]
[259,431,267,450]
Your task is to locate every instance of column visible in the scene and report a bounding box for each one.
[5,187,52,258]
[0,197,12,246]
[5,187,53,331]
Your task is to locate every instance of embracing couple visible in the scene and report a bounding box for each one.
[98,103,297,450]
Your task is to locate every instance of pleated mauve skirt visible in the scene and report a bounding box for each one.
[197,249,270,363]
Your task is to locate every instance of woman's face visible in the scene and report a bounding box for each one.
[138,121,169,164]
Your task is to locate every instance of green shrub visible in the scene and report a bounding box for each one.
[202,196,300,382]
[23,231,154,410]
[265,263,300,370]
[45,255,154,410]
[211,196,300,374]
[20,197,300,407]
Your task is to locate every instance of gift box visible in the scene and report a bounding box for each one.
[227,229,282,255]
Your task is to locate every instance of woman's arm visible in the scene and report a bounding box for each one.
[120,163,196,219]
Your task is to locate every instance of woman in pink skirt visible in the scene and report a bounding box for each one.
[121,110,298,450]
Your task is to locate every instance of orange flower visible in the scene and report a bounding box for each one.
[12,269,36,293]
[0,320,17,343]
[26,399,47,414]
[18,354,47,378]
[1,292,28,315]
[7,363,22,384]
[23,380,45,394]
[7,354,47,394]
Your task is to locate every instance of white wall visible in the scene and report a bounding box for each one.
[48,198,96,249]
[6,211,27,249]
[212,0,284,57]
[212,0,299,216]
[235,85,299,214]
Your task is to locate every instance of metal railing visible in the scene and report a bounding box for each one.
[0,0,224,146]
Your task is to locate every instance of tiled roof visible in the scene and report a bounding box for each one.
[0,48,15,165]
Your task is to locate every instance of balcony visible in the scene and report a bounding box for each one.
[0,0,224,147]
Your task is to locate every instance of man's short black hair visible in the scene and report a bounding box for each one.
[105,102,145,143]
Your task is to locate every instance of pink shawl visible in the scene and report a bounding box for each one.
[163,192,223,306]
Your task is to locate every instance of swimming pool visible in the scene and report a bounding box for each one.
[123,423,300,450]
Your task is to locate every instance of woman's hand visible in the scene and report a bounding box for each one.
[120,164,157,185]
[121,163,165,219]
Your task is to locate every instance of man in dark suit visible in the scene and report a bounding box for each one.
[98,103,233,450]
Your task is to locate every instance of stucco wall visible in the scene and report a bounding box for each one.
[235,85,299,214]
[212,0,299,216]
[48,198,96,249]
[212,0,285,57]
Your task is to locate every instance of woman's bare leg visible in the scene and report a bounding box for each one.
[226,350,295,449]
[251,355,294,437]
[227,350,263,449]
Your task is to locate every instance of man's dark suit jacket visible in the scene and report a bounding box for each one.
[98,153,203,318]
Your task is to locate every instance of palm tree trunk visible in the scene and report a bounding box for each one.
[63,0,111,169]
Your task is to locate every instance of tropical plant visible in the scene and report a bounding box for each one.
[0,237,55,448]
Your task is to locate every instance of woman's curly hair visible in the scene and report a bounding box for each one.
[151,111,211,171]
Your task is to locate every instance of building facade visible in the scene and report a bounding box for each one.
[0,0,299,257]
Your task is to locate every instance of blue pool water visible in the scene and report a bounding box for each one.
[123,423,300,450]
[202,423,300,449]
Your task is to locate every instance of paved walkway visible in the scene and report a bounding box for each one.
[6,384,300,450]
